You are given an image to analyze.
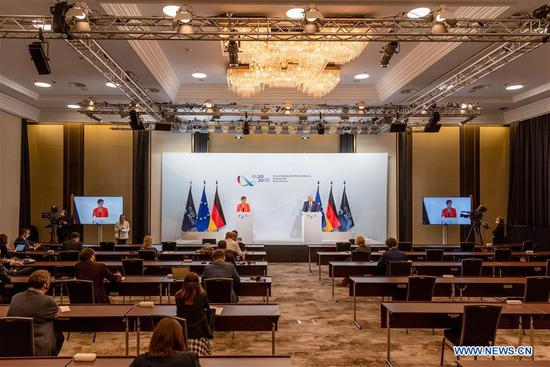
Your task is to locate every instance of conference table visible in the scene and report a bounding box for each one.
[4,275,273,304]
[328,261,548,300]
[0,303,281,356]
[82,244,266,252]
[19,260,269,276]
[14,250,268,262]
[380,302,550,366]
[0,356,293,367]
[349,276,531,328]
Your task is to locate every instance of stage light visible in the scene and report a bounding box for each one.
[67,104,80,109]
[32,20,52,31]
[84,98,94,111]
[304,20,319,34]
[192,72,207,79]
[305,6,322,22]
[64,1,91,33]
[163,5,180,17]
[176,23,194,35]
[243,121,250,135]
[356,101,366,110]
[431,22,448,34]
[286,8,304,19]
[227,40,239,67]
[34,81,51,88]
[174,6,194,34]
[533,4,550,19]
[317,123,325,135]
[407,7,431,18]
[28,42,51,75]
[460,103,468,109]
[203,99,214,109]
[459,116,475,126]
[380,42,399,68]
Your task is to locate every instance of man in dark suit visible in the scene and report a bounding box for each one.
[302,195,320,212]
[202,249,241,303]
[216,240,236,265]
[75,248,121,303]
[377,237,407,275]
[13,228,40,251]
[62,232,83,251]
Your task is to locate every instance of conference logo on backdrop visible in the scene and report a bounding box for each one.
[237,176,255,187]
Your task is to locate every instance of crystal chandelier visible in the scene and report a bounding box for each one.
[224,28,368,97]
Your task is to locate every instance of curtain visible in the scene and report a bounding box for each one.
[459,125,480,241]
[508,114,550,230]
[63,123,85,238]
[193,132,209,152]
[133,130,151,241]
[339,134,355,153]
[397,132,413,241]
[19,119,31,229]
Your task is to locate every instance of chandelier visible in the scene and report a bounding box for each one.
[224,28,368,97]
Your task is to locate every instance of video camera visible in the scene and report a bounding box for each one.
[41,205,61,228]
[461,205,489,228]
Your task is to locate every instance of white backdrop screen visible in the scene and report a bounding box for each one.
[161,153,388,242]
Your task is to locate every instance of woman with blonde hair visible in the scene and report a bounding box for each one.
[175,272,213,355]
[129,317,199,367]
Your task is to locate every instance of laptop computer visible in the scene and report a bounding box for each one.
[171,266,190,280]
[153,244,163,252]
[15,244,26,252]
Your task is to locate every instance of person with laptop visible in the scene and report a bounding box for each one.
[75,248,122,303]
[13,228,41,251]
[201,249,240,303]
[62,232,83,251]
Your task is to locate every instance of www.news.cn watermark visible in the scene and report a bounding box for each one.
[454,346,533,357]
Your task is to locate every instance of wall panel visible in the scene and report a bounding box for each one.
[208,134,339,153]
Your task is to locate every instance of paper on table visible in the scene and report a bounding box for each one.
[211,306,223,315]
[60,306,71,312]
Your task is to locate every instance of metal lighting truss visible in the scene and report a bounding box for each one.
[402,40,545,118]
[65,38,162,121]
[0,15,548,42]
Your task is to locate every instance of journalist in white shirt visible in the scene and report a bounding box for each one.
[114,214,130,244]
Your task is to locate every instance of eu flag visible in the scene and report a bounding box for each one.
[196,185,210,232]
[315,184,326,230]
[338,185,355,231]
[181,185,197,231]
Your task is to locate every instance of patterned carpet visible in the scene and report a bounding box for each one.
[59,263,550,367]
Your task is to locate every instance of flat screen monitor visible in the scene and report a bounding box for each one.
[74,196,124,225]
[422,196,472,225]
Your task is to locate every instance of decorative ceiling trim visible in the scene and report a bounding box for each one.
[100,3,180,101]
[0,75,39,100]
[503,96,550,124]
[175,84,380,103]
[512,82,550,103]
[375,6,508,102]
[0,91,39,121]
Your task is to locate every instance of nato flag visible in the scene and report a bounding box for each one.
[181,186,197,231]
[196,186,210,232]
[338,185,355,231]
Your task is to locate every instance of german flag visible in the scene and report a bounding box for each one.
[208,184,226,231]
[324,185,340,232]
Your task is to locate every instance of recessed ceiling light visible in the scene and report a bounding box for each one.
[505,84,524,91]
[34,81,51,88]
[105,82,118,88]
[354,73,370,80]
[67,104,80,109]
[407,7,431,18]
[286,8,305,19]
[163,5,180,17]
[192,72,207,79]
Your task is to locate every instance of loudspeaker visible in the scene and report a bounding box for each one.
[154,123,172,132]
[28,42,51,75]
[424,123,442,133]
[389,123,407,133]
[129,110,145,130]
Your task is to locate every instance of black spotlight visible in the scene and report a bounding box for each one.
[533,4,549,19]
[424,111,442,132]
[50,1,71,33]
[129,109,145,130]
[380,41,399,68]
[317,123,325,135]
[227,40,239,67]
[28,41,51,75]
[243,121,250,135]
[389,122,407,133]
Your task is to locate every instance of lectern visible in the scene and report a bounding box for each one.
[302,212,322,244]
[235,212,253,243]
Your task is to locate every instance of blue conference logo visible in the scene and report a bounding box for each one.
[237,176,255,187]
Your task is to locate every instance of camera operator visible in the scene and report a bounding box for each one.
[492,216,506,245]
[56,209,72,244]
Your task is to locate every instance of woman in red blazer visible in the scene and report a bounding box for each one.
[92,199,109,218]
[236,196,250,212]
[441,199,457,218]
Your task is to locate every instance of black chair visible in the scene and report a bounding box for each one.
[162,241,177,251]
[351,250,371,261]
[204,278,233,303]
[122,258,144,276]
[494,248,512,262]
[99,242,115,251]
[524,276,550,302]
[168,316,189,349]
[397,242,413,252]
[348,238,355,244]
[426,249,444,262]
[0,317,35,356]
[202,239,217,245]
[460,242,476,252]
[407,276,436,301]
[65,280,95,304]
[336,242,352,252]
[522,240,535,252]
[389,261,412,276]
[53,265,75,279]
[461,258,482,276]
[59,250,79,261]
[138,250,158,260]
[440,305,502,366]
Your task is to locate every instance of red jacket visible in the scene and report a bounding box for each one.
[93,207,109,218]
[236,203,250,212]
[441,207,457,218]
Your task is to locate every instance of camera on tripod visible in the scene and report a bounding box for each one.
[42,205,61,228]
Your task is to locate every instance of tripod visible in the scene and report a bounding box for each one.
[466,221,484,245]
